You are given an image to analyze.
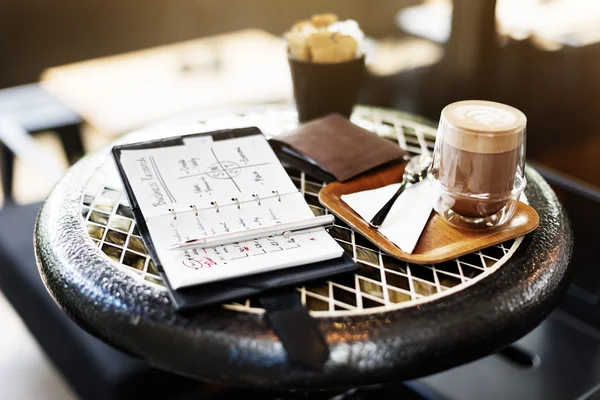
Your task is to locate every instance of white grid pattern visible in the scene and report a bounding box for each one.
[80,106,523,317]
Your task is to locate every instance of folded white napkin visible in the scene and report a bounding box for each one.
[341,180,434,253]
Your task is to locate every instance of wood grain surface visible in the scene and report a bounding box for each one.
[319,163,539,264]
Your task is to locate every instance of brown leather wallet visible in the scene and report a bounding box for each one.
[270,113,407,181]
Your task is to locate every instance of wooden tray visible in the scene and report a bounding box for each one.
[319,163,539,264]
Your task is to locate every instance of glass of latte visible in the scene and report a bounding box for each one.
[429,100,527,229]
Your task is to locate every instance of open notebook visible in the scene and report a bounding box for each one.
[112,127,347,297]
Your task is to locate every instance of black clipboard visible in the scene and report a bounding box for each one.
[111,127,356,312]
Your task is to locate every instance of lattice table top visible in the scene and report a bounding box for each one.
[81,105,522,317]
[35,104,572,388]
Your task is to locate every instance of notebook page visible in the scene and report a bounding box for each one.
[148,191,343,289]
[148,190,305,236]
[117,133,344,289]
[119,135,298,218]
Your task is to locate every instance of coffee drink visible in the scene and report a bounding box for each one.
[431,100,527,227]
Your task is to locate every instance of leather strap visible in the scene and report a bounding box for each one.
[259,290,329,370]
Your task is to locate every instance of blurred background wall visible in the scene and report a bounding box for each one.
[0,0,417,88]
[2,0,600,187]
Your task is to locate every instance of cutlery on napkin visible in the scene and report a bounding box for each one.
[341,180,434,254]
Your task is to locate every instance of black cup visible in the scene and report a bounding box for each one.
[289,56,365,122]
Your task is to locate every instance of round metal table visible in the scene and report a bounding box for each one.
[34,105,573,390]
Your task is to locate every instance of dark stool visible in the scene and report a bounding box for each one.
[0,83,85,202]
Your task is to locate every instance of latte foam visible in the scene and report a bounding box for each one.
[440,100,526,154]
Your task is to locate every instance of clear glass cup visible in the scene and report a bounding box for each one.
[429,100,527,229]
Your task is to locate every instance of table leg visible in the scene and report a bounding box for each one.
[0,141,14,203]
[56,123,85,165]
